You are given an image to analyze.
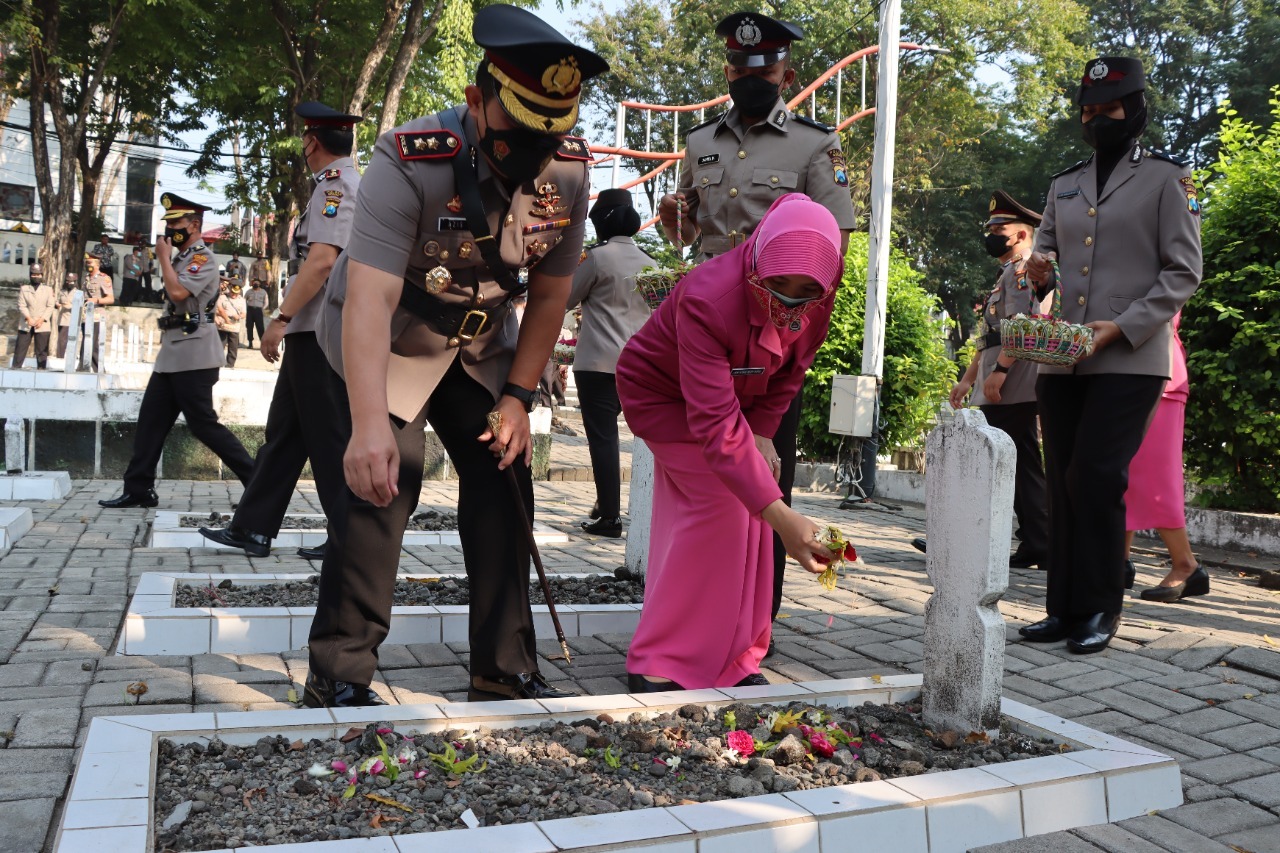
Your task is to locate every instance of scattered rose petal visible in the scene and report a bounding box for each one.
[376,727,394,735]
[369,759,385,776]
[414,770,427,779]
[331,760,348,774]
[827,615,834,627]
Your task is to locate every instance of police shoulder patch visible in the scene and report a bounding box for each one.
[1052,157,1091,180]
[1142,147,1190,167]
[793,114,835,133]
[555,136,591,161]
[395,130,461,160]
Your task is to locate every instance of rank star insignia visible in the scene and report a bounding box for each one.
[427,136,439,150]
[413,137,428,151]
[446,195,463,213]
[735,18,762,46]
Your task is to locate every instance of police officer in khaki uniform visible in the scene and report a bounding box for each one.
[950,191,1051,567]
[304,4,608,708]
[101,193,256,508]
[658,11,856,642]
[80,254,114,372]
[1018,57,1202,653]
[55,272,77,358]
[14,263,56,369]
[201,101,362,562]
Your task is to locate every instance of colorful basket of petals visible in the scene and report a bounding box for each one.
[634,263,689,311]
[551,339,577,367]
[999,261,1093,366]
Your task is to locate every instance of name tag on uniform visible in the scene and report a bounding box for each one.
[731,367,765,376]
[438,217,468,231]
[697,153,719,165]
[1057,189,1081,199]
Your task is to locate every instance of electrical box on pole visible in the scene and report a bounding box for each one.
[829,374,878,437]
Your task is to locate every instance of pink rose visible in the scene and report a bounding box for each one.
[726,730,754,756]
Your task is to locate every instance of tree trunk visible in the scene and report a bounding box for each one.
[349,0,409,116]
[377,0,448,137]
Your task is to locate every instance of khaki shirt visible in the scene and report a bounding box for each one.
[249,259,271,283]
[566,236,654,374]
[970,260,1051,407]
[225,259,245,282]
[287,156,360,336]
[84,272,113,303]
[245,286,269,309]
[321,105,590,421]
[56,287,76,327]
[154,243,224,374]
[18,282,57,331]
[678,98,856,257]
[1036,143,1202,378]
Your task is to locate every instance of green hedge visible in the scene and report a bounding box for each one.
[798,233,955,459]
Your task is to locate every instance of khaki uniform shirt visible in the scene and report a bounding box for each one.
[18,282,56,332]
[245,286,269,309]
[85,272,113,303]
[56,287,76,327]
[566,236,654,374]
[287,156,360,336]
[678,97,856,257]
[970,260,1051,406]
[249,259,271,284]
[225,259,245,282]
[154,243,223,374]
[1036,143,1202,378]
[321,105,590,422]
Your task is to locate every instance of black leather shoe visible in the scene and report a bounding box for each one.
[1140,565,1209,603]
[1067,612,1122,654]
[581,517,623,538]
[626,673,683,693]
[764,638,777,659]
[911,537,927,554]
[468,671,577,702]
[1018,615,1071,643]
[302,674,387,708]
[1125,559,1137,590]
[297,541,328,560]
[1009,550,1047,569]
[589,502,601,520]
[199,524,270,558]
[99,489,158,509]
[735,673,770,687]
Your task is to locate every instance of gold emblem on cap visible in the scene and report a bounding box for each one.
[735,18,762,47]
[542,57,582,96]
[989,196,998,212]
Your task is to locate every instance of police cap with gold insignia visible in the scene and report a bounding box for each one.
[1076,56,1145,106]
[474,4,609,135]
[295,101,362,131]
[985,190,1042,228]
[716,12,804,68]
[159,192,211,221]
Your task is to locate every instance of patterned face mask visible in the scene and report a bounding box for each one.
[747,269,823,331]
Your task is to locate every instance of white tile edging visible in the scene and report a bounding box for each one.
[0,471,73,500]
[148,511,570,549]
[56,676,1182,853]
[121,573,642,656]
[0,506,34,553]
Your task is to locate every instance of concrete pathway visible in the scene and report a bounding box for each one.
[0,434,1278,852]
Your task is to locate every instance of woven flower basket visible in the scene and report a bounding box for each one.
[635,264,688,311]
[552,341,576,367]
[999,261,1094,366]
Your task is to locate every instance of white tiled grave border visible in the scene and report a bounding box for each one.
[122,573,642,655]
[0,470,73,499]
[149,511,570,550]
[0,505,34,554]
[56,675,1183,853]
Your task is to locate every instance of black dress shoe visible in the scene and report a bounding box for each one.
[468,671,577,702]
[199,524,270,558]
[1067,612,1122,654]
[302,674,388,708]
[581,517,623,538]
[911,537,927,554]
[99,489,158,509]
[1009,550,1047,569]
[764,638,777,659]
[589,502,601,520]
[1125,559,1137,590]
[735,673,770,687]
[1018,615,1071,643]
[1140,565,1209,603]
[626,673,684,693]
[297,541,328,560]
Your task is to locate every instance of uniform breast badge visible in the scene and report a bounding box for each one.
[458,242,474,260]
[424,266,452,295]
[531,182,567,218]
[423,240,441,257]
[322,190,343,218]
[447,195,463,213]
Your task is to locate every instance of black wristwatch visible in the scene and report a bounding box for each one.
[992,362,1011,374]
[502,382,538,412]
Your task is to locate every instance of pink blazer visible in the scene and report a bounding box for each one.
[617,249,834,515]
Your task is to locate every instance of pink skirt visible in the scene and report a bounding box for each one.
[626,439,773,688]
[1126,397,1187,530]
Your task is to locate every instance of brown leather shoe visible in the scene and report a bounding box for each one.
[467,671,576,702]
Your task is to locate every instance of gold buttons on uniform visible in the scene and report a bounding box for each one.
[701,176,710,185]
[770,176,779,184]
[1081,266,1089,275]
[738,150,746,159]
[1088,207,1096,217]
[447,336,461,347]
[505,214,514,225]
[1078,296,1086,306]
[439,250,450,261]
[729,188,738,198]
[1084,236,1093,246]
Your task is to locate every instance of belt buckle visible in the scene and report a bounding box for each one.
[456,309,488,344]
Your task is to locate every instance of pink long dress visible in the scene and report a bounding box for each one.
[615,204,839,689]
[1126,313,1189,530]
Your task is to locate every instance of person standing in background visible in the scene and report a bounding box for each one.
[55,272,77,358]
[244,279,268,348]
[121,245,143,306]
[14,263,55,369]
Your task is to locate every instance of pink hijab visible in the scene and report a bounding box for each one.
[741,193,843,330]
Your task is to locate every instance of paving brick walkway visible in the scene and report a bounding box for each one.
[1,433,1278,852]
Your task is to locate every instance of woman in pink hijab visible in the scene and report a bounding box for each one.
[616,193,844,691]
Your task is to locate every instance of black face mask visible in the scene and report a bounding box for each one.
[984,232,1012,258]
[165,225,191,247]
[1082,114,1130,153]
[728,75,782,117]
[479,127,561,185]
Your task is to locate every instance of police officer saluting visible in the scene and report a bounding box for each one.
[304,5,607,707]
[658,11,855,648]
[101,194,256,508]
[201,102,362,561]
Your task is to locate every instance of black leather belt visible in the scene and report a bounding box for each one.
[157,312,215,331]
[398,286,510,347]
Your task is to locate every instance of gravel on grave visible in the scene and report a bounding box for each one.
[180,509,459,531]
[153,699,1066,851]
[174,570,645,608]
